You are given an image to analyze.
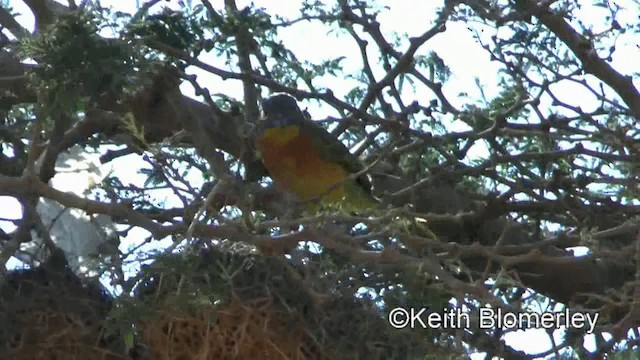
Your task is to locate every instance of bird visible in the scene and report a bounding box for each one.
[255,93,377,213]
[256,93,434,255]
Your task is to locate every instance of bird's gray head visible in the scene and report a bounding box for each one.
[260,93,305,127]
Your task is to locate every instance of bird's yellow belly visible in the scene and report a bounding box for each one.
[259,126,348,204]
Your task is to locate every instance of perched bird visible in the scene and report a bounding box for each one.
[255,93,377,213]
[256,93,433,254]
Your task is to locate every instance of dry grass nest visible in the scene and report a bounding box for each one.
[0,250,129,360]
[129,243,420,360]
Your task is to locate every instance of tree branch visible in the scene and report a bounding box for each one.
[515,0,640,118]
[0,6,30,39]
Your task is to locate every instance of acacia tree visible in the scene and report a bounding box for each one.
[0,0,639,358]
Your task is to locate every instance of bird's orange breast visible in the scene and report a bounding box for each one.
[257,125,349,204]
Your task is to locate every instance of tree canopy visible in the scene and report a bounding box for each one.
[0,0,639,358]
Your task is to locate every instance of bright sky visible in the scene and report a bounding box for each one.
[1,0,639,358]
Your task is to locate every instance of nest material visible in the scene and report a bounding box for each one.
[138,296,324,360]
[0,251,128,360]
[132,245,418,360]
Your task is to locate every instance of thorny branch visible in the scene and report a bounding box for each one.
[0,0,639,356]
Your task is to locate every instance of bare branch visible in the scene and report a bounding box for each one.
[515,0,640,118]
[0,6,30,39]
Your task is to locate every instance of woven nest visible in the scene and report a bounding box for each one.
[138,296,324,360]
[0,250,128,360]
[131,244,418,360]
